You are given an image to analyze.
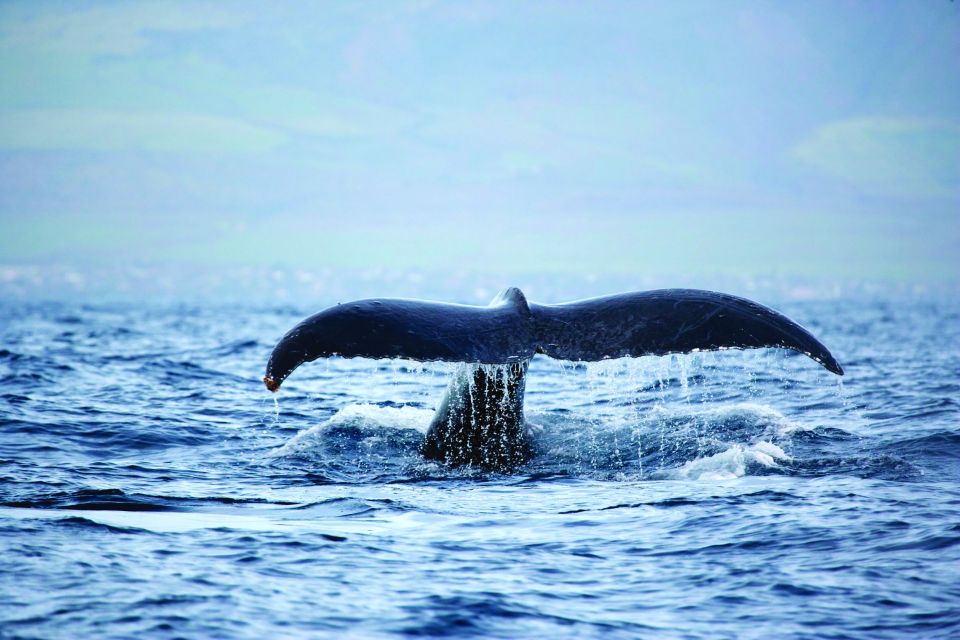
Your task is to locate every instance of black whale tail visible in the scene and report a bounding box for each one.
[531,289,843,376]
[265,287,843,471]
[264,287,842,391]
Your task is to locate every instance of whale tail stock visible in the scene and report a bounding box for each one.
[263,287,842,391]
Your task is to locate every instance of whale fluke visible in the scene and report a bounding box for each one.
[263,287,536,391]
[264,287,842,470]
[531,289,843,375]
[264,287,841,390]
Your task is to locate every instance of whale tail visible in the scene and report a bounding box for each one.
[265,287,843,471]
[531,289,843,375]
[264,287,842,391]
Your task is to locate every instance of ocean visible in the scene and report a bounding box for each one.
[1,270,958,639]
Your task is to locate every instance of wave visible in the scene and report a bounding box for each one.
[54,515,147,534]
[270,404,431,458]
[882,431,960,459]
[263,402,918,483]
[0,488,300,512]
[651,441,791,481]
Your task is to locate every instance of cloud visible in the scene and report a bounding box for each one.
[793,117,960,198]
[0,110,285,153]
[0,1,247,56]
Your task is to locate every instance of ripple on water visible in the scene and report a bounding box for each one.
[0,294,958,638]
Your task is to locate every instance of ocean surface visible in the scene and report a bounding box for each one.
[1,272,958,639]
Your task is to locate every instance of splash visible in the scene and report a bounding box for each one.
[261,351,848,481]
[269,404,433,459]
[656,441,791,481]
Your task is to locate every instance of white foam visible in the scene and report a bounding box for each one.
[662,441,791,481]
[329,404,433,432]
[752,440,791,465]
[269,404,433,457]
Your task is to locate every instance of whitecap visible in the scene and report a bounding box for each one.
[658,440,791,481]
[268,404,433,458]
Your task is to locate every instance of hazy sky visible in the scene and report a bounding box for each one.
[0,1,958,280]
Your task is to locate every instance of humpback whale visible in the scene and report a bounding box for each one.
[264,288,843,471]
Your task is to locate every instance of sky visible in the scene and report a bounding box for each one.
[0,0,958,282]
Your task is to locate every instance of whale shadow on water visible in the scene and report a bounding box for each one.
[264,287,844,473]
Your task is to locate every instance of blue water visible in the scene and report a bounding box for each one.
[1,280,959,639]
